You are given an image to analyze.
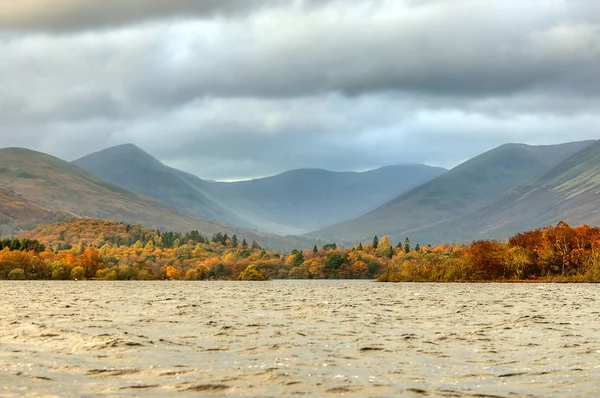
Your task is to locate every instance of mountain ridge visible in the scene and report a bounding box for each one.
[74,144,447,234]
[307,140,595,245]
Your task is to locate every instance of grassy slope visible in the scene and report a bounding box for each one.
[308,141,594,245]
[0,148,312,250]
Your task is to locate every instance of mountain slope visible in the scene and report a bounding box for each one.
[0,148,310,249]
[74,144,446,235]
[308,140,594,244]
[72,144,256,229]
[0,188,73,237]
[442,139,600,242]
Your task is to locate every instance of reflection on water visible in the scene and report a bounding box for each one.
[0,281,599,397]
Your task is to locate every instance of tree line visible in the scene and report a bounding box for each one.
[1,219,599,282]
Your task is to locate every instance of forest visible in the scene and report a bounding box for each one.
[1,219,600,282]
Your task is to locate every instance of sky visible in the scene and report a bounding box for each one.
[1,0,599,181]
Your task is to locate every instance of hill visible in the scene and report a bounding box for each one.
[0,148,311,250]
[74,144,446,234]
[308,140,594,245]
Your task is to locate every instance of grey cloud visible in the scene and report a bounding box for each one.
[124,4,600,104]
[3,1,600,118]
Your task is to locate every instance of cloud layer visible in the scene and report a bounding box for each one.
[1,0,599,180]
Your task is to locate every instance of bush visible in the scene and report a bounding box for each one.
[239,264,269,281]
[96,268,118,280]
[71,266,85,280]
[7,268,25,280]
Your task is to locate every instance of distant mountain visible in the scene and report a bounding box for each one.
[441,139,600,242]
[207,164,447,234]
[0,188,73,237]
[307,140,594,245]
[73,144,257,229]
[74,144,446,235]
[0,147,310,249]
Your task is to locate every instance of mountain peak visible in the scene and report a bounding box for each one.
[74,143,164,168]
[93,143,149,156]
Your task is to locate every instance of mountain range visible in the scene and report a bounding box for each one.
[0,139,599,250]
[74,144,446,235]
[307,140,596,245]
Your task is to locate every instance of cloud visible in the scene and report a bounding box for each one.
[0,0,280,31]
[0,0,599,180]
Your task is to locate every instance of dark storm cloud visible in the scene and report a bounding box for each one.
[73,2,600,105]
[0,0,599,180]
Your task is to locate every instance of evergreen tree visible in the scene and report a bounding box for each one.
[372,235,379,249]
[313,245,318,253]
[242,238,248,249]
[292,251,304,267]
[404,237,411,253]
[231,235,238,248]
[415,243,421,252]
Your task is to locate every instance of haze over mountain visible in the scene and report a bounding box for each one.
[0,147,310,249]
[201,164,446,234]
[308,140,594,245]
[74,144,446,235]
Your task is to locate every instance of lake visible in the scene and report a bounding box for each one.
[1,281,599,397]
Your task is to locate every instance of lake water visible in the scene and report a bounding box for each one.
[1,281,599,397]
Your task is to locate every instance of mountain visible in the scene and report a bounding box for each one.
[72,144,256,229]
[0,188,73,237]
[308,140,594,245]
[0,148,310,249]
[74,144,446,235]
[206,164,446,234]
[441,139,600,242]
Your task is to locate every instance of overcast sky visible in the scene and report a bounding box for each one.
[1,0,599,181]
